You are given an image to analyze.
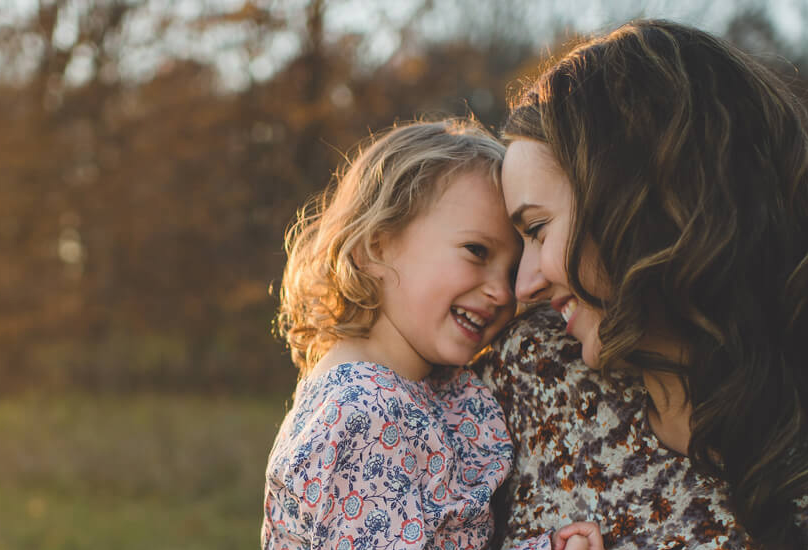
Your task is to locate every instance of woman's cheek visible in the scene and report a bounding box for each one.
[579,307,604,368]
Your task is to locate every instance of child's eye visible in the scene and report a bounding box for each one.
[464,243,488,259]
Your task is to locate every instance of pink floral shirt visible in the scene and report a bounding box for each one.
[262,361,552,550]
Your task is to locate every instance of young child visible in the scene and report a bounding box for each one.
[262,119,603,550]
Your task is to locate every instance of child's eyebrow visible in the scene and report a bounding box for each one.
[456,229,518,248]
[457,230,500,244]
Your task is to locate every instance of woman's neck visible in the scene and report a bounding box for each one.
[643,370,692,455]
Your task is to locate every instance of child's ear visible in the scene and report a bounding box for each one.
[351,237,387,278]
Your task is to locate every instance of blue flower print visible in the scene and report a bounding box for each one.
[457,418,480,440]
[342,491,363,519]
[460,502,480,520]
[401,451,416,474]
[363,454,384,480]
[470,485,491,504]
[313,523,329,546]
[341,385,365,403]
[335,362,355,378]
[262,361,541,550]
[432,482,448,503]
[401,518,424,544]
[283,496,299,518]
[323,401,341,426]
[465,397,487,422]
[387,467,411,495]
[364,509,391,533]
[379,422,400,448]
[292,441,312,468]
[427,451,446,476]
[386,398,402,419]
[402,404,430,433]
[334,439,353,472]
[292,419,305,437]
[303,478,323,506]
[346,411,371,435]
[371,374,397,391]
[322,441,338,469]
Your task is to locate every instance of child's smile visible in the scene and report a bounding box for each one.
[450,305,491,342]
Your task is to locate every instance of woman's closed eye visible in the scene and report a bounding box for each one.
[524,221,547,242]
[464,243,488,259]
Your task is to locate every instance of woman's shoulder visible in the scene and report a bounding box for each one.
[472,305,640,404]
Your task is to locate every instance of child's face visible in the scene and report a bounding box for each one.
[371,169,521,370]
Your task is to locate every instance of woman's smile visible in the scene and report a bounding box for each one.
[501,140,604,367]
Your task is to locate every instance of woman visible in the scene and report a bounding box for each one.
[474,19,808,550]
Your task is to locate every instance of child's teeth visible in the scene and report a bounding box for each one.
[457,316,480,333]
[466,311,484,325]
[454,307,486,327]
[561,299,578,322]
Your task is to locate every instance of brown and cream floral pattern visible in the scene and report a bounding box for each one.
[473,306,808,550]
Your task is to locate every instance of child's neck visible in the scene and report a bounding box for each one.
[312,317,433,381]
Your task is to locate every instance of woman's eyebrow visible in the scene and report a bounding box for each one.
[510,204,541,226]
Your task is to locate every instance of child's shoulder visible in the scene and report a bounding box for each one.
[293,360,422,412]
[304,360,410,390]
[270,361,434,474]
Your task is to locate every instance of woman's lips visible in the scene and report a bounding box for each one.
[550,296,579,334]
[561,298,579,334]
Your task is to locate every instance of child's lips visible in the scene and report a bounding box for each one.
[451,309,483,342]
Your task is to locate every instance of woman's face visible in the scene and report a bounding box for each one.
[501,139,604,367]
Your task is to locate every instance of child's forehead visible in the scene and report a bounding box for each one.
[430,169,505,212]
[435,163,499,196]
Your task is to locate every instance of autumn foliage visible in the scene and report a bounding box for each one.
[1,3,803,394]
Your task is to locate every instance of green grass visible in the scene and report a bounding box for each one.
[0,391,292,550]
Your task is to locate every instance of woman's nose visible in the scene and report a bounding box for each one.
[515,252,549,303]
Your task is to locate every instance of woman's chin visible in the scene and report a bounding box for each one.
[580,334,602,368]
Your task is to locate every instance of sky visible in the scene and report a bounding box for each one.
[0,0,805,91]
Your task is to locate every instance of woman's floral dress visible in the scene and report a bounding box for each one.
[262,361,552,550]
[472,305,808,550]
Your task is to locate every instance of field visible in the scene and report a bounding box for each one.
[0,391,290,550]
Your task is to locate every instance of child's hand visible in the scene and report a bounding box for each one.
[552,522,604,550]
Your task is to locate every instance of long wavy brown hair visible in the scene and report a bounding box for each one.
[277,118,505,374]
[505,19,808,549]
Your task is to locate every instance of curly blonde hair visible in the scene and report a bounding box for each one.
[277,119,506,374]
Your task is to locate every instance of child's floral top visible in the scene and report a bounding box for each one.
[262,361,552,550]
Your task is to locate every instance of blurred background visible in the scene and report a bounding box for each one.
[1,0,806,548]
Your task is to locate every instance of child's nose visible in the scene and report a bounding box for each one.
[483,273,514,306]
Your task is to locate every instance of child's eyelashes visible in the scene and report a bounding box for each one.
[463,243,488,259]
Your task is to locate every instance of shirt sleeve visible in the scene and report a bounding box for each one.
[505,534,553,550]
[265,377,431,550]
